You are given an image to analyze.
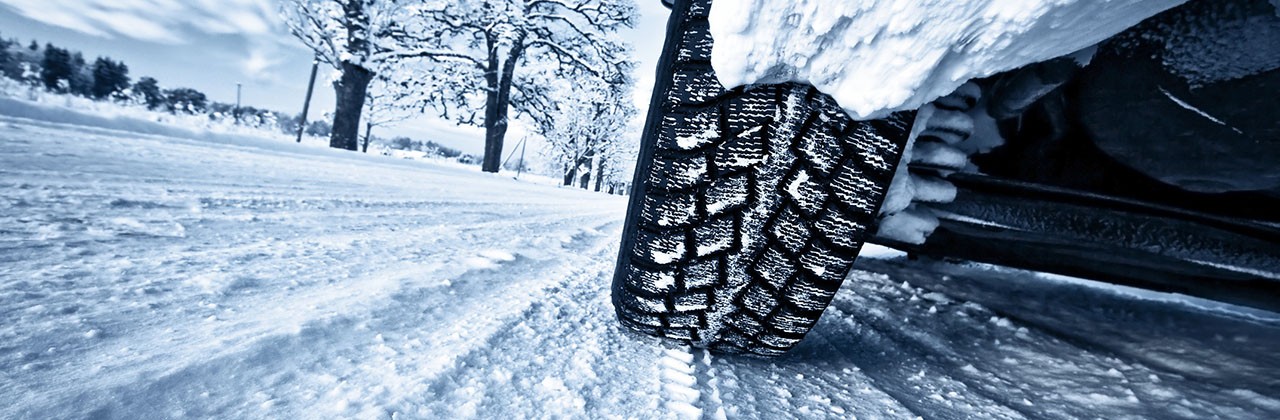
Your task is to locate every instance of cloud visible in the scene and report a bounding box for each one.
[0,0,281,44]
[242,40,288,82]
[2,0,297,82]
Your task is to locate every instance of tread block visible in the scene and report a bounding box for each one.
[693,216,735,257]
[675,20,714,63]
[665,327,694,341]
[847,123,900,176]
[872,111,915,135]
[728,311,764,336]
[686,0,711,19]
[618,302,665,327]
[619,319,662,336]
[816,102,850,123]
[682,258,722,290]
[829,164,881,212]
[667,312,703,329]
[674,291,711,312]
[658,106,720,151]
[814,208,868,251]
[709,341,747,354]
[773,307,817,335]
[782,168,829,218]
[785,276,839,312]
[796,127,845,178]
[798,242,854,283]
[742,285,780,318]
[753,347,787,357]
[639,192,699,229]
[625,264,678,296]
[634,229,687,266]
[705,175,749,217]
[647,154,708,192]
[720,329,756,351]
[770,208,810,255]
[759,333,802,349]
[752,246,797,291]
[669,69,725,106]
[619,291,668,314]
[725,88,780,135]
[714,125,768,174]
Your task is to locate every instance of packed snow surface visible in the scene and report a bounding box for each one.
[2,107,1279,418]
[709,0,1186,120]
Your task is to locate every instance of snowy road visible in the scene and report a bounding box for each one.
[2,115,1278,419]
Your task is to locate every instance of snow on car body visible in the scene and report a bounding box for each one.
[707,0,1185,120]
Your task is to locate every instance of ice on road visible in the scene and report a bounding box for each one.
[2,114,1277,419]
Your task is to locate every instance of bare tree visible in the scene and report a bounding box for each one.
[531,73,637,189]
[280,0,402,151]
[360,73,416,153]
[388,0,637,173]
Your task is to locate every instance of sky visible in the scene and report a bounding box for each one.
[0,0,670,156]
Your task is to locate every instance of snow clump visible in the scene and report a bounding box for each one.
[708,0,1186,120]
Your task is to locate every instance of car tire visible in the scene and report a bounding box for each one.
[612,0,916,356]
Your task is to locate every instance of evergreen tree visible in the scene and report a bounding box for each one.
[68,52,93,96]
[0,38,11,78]
[91,57,130,99]
[304,120,332,137]
[1,38,39,80]
[39,44,73,92]
[163,88,208,114]
[132,77,164,109]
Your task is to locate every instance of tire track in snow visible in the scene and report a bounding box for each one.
[805,268,1043,418]
[833,260,1280,419]
[815,302,1023,419]
[14,221,625,418]
[5,214,623,418]
[398,228,668,418]
[657,346,727,420]
[694,349,728,420]
[824,291,1043,418]
[2,116,644,418]
[701,340,913,419]
[660,346,703,418]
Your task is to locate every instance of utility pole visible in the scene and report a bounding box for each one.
[501,136,529,179]
[516,137,527,180]
[296,58,320,143]
[235,82,242,124]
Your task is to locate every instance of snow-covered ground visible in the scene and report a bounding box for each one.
[2,113,1278,419]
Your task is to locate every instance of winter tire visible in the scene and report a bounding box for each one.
[612,0,915,357]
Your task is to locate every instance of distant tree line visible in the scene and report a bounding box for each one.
[0,34,319,133]
[0,33,477,163]
[387,137,478,162]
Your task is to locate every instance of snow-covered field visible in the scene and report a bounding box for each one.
[2,113,1278,419]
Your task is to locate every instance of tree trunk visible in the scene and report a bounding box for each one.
[481,39,525,173]
[564,163,577,186]
[362,122,373,153]
[330,61,372,151]
[594,158,605,192]
[579,152,594,189]
[296,59,319,143]
[482,90,508,172]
